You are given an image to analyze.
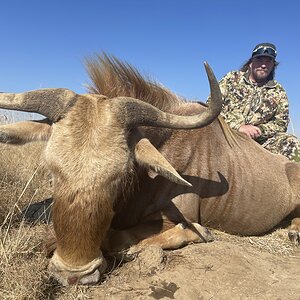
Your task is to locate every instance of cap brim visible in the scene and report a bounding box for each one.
[252,53,276,59]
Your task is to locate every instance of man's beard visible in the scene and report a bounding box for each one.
[253,70,270,83]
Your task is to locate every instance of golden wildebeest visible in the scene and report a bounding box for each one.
[0,55,299,286]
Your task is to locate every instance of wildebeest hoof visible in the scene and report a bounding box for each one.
[288,218,300,245]
[191,223,214,243]
[288,230,300,245]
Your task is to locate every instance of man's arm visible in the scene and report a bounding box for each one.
[257,87,289,139]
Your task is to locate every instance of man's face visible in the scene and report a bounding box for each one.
[249,56,275,83]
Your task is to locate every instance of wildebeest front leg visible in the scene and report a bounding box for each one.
[132,222,214,250]
[106,222,214,259]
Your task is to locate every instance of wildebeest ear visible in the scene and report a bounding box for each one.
[134,138,192,187]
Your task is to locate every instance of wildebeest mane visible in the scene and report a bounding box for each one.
[85,53,183,112]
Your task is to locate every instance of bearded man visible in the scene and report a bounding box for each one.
[209,42,300,161]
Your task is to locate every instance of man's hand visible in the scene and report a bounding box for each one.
[238,124,261,139]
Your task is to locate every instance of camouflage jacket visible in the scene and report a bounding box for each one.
[209,70,289,141]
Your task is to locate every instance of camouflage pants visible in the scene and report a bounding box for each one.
[259,133,300,162]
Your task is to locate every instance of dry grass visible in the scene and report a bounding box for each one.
[0,143,51,223]
[212,227,297,256]
[0,141,55,299]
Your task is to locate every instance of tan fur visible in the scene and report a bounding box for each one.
[0,55,299,285]
[45,95,131,267]
[0,119,51,144]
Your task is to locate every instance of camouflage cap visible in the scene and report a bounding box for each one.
[252,43,277,59]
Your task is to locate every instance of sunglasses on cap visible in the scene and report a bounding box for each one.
[252,46,277,58]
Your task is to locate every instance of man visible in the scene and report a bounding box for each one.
[211,42,300,162]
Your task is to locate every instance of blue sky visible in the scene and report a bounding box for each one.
[1,1,300,135]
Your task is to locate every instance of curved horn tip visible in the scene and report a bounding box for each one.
[203,61,212,75]
[204,61,218,82]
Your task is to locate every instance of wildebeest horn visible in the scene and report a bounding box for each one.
[0,88,77,122]
[121,62,223,129]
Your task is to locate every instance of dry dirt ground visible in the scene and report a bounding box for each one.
[87,229,300,300]
[0,143,299,300]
